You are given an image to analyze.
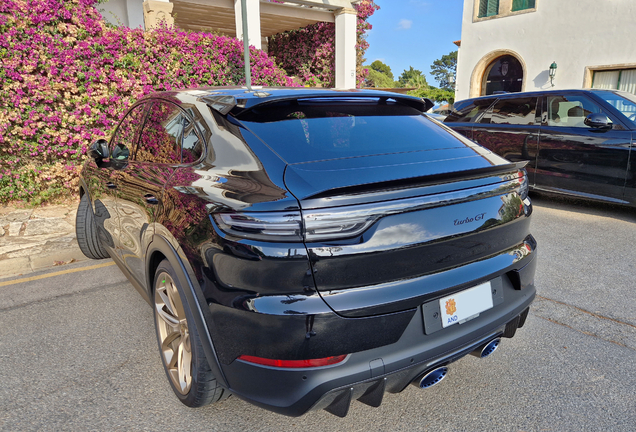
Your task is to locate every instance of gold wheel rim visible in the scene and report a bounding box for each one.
[155,272,192,395]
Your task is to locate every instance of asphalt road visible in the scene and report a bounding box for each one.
[0,194,634,431]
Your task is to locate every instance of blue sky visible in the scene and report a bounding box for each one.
[364,0,465,86]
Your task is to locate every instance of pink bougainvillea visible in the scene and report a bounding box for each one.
[268,0,379,88]
[0,0,380,204]
[0,0,295,203]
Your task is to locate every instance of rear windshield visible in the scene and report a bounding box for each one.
[236,99,462,164]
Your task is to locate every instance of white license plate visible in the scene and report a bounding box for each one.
[439,281,493,328]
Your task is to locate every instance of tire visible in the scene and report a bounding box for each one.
[75,193,110,260]
[153,259,230,407]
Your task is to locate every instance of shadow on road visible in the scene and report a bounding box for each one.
[530,191,636,223]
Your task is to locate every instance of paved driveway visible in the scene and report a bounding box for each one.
[0,194,634,431]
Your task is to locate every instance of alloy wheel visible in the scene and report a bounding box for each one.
[155,272,192,395]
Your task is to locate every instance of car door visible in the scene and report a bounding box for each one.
[83,103,148,257]
[471,96,540,185]
[114,99,185,286]
[536,93,632,202]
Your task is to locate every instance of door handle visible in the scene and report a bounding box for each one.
[106,182,117,189]
[144,194,159,205]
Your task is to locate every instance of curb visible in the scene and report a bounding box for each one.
[0,204,89,279]
[0,242,90,279]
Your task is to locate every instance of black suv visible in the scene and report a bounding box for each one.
[77,88,536,417]
[445,89,636,206]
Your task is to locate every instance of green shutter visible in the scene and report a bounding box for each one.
[478,0,488,17]
[479,0,499,17]
[512,0,535,12]
[487,0,499,16]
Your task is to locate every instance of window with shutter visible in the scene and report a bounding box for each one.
[512,0,536,12]
[592,69,636,95]
[478,0,499,18]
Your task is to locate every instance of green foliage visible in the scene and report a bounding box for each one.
[430,50,457,91]
[365,68,396,88]
[408,86,455,105]
[369,60,393,80]
[406,74,428,89]
[398,66,425,87]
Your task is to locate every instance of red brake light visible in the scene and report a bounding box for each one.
[237,355,347,368]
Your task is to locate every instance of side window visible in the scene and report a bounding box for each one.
[480,97,537,125]
[136,100,184,163]
[546,95,602,128]
[181,111,204,163]
[111,103,147,160]
[445,99,493,123]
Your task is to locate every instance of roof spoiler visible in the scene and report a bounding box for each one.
[201,93,435,116]
[200,95,237,115]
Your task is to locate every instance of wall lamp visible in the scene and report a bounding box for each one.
[549,61,557,87]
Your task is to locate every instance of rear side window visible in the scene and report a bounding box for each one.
[445,99,493,123]
[480,97,537,125]
[136,100,184,164]
[237,99,463,164]
[182,116,204,163]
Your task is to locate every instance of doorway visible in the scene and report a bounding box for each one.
[483,55,524,95]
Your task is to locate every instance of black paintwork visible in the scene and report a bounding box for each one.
[445,89,635,205]
[79,87,536,416]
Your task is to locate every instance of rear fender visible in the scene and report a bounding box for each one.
[146,227,228,388]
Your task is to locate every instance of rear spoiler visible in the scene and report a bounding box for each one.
[200,93,435,116]
[305,161,528,200]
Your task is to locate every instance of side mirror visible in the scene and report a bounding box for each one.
[584,113,612,130]
[111,144,130,162]
[87,139,109,160]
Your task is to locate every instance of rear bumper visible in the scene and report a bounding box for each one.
[217,269,536,417]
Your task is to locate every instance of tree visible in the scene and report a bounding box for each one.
[369,60,394,80]
[430,50,457,91]
[365,68,396,88]
[406,74,428,89]
[398,66,426,87]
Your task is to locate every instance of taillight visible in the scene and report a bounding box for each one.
[517,169,529,200]
[214,172,528,243]
[213,210,377,242]
[237,354,347,368]
[303,212,378,242]
[213,212,303,242]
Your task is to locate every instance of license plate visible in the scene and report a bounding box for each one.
[439,281,493,328]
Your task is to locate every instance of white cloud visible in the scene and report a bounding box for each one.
[397,19,412,30]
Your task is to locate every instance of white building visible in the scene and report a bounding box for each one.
[455,0,636,101]
[97,0,358,89]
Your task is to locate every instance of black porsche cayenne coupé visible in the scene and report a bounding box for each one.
[76,88,537,417]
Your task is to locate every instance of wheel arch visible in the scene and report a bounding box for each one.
[145,233,228,388]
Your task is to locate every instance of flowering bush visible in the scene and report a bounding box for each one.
[268,0,379,88]
[0,0,294,204]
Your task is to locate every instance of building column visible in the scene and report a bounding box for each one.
[335,7,357,89]
[234,0,262,50]
[143,0,174,29]
[127,0,146,30]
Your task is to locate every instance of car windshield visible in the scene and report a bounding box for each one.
[598,91,636,127]
[236,98,464,164]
